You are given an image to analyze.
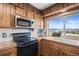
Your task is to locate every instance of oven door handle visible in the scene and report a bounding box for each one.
[17,41,37,47]
[16,37,37,45]
[26,37,37,40]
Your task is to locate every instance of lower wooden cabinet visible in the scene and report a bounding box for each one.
[40,39,50,56]
[61,50,78,56]
[49,46,61,56]
[39,39,79,56]
[0,48,17,56]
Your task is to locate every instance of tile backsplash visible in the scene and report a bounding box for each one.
[0,28,37,42]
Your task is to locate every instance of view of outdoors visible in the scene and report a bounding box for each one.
[66,14,79,34]
[48,13,79,37]
[48,17,64,37]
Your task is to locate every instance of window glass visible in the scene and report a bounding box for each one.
[66,14,79,34]
[47,12,79,37]
[48,17,64,37]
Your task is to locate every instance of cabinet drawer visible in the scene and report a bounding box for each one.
[0,48,16,56]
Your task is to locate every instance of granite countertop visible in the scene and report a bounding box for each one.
[38,36,79,47]
[0,40,17,50]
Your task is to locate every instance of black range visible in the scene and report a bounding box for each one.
[13,33,38,56]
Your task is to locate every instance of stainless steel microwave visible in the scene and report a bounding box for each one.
[15,15,34,28]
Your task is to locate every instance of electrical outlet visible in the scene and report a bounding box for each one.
[2,33,7,38]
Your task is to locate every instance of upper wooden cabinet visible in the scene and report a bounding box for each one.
[18,3,24,9]
[26,4,34,19]
[0,4,16,28]
[0,3,43,28]
[34,8,42,29]
[16,7,26,17]
[0,4,4,27]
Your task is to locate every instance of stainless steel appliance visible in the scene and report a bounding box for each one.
[13,33,38,56]
[15,15,34,28]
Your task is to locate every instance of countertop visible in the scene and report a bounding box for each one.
[38,36,79,47]
[0,40,17,50]
[0,36,79,50]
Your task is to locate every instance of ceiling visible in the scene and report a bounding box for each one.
[30,3,55,10]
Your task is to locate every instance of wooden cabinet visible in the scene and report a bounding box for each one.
[10,4,16,27]
[0,4,16,28]
[4,4,11,27]
[0,48,17,56]
[26,4,34,19]
[49,46,61,56]
[0,4,4,27]
[61,50,78,56]
[16,7,26,17]
[18,3,24,9]
[27,10,34,19]
[0,3,43,28]
[34,8,42,29]
[39,39,79,56]
[40,39,60,56]
[40,39,50,56]
[4,4,16,27]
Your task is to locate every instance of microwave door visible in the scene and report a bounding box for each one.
[16,18,31,27]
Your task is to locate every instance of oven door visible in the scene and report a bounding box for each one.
[17,40,38,56]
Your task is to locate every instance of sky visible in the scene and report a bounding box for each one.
[48,14,79,29]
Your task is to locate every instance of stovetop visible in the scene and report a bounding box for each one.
[12,33,37,47]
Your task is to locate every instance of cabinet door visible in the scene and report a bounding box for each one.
[16,7,26,17]
[34,9,42,29]
[10,4,16,27]
[40,40,50,56]
[0,4,4,27]
[49,45,61,56]
[0,4,16,28]
[34,15,40,29]
[27,10,34,19]
[34,14,42,29]
[27,4,34,19]
[3,4,16,28]
[4,4,11,27]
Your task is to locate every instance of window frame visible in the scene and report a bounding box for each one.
[46,10,79,37]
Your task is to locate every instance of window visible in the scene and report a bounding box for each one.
[66,14,79,35]
[48,17,64,37]
[47,12,79,37]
